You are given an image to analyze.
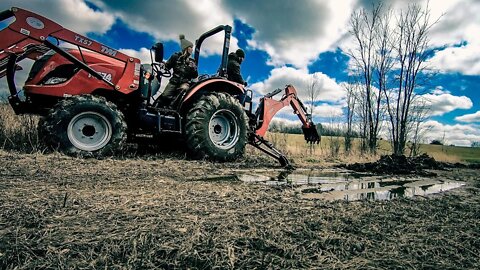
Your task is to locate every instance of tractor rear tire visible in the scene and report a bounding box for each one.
[38,95,127,157]
[185,92,248,161]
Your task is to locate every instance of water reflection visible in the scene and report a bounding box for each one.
[235,170,465,202]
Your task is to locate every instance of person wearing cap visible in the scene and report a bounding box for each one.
[158,34,198,108]
[227,49,247,86]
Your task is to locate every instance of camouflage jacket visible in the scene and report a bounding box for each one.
[165,52,198,85]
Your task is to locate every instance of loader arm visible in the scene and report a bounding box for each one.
[0,7,140,113]
[248,85,320,167]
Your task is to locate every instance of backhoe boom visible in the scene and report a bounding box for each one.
[254,85,320,142]
[248,85,321,167]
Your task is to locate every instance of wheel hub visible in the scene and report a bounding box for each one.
[82,125,96,137]
[67,111,112,151]
[208,109,240,149]
[213,125,222,134]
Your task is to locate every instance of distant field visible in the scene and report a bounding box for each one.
[419,144,480,164]
[264,132,480,164]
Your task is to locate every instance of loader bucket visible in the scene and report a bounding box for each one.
[302,124,320,144]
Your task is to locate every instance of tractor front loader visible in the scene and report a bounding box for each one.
[0,7,320,166]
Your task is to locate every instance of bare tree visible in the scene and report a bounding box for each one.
[348,4,387,153]
[386,2,438,155]
[305,74,322,154]
[343,81,360,153]
[406,96,430,156]
[306,74,322,116]
[349,2,438,156]
[326,114,342,158]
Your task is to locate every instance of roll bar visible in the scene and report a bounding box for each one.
[193,25,232,77]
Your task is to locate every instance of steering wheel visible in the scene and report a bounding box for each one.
[152,62,171,78]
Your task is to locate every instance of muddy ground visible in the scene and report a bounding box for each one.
[0,150,479,269]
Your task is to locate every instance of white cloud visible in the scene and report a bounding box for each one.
[119,48,151,64]
[420,92,472,116]
[428,0,479,48]
[312,104,344,117]
[250,67,345,103]
[426,0,480,75]
[422,120,480,147]
[430,86,450,95]
[345,0,480,76]
[89,0,237,56]
[9,0,478,72]
[0,0,115,34]
[5,0,480,73]
[428,42,480,75]
[87,0,356,67]
[354,0,468,49]
[455,111,480,123]
[270,118,302,127]
[225,0,356,67]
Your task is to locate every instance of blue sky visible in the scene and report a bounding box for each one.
[1,0,479,146]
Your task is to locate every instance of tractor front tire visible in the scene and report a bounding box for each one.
[39,95,127,157]
[185,92,248,161]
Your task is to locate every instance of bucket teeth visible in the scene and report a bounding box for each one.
[302,125,320,144]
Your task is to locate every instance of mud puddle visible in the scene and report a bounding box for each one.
[195,169,465,202]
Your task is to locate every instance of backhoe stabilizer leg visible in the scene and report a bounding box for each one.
[248,133,294,169]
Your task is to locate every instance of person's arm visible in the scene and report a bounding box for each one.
[179,58,197,80]
[186,59,198,79]
[165,53,178,70]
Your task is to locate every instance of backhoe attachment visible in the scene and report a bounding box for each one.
[248,85,321,167]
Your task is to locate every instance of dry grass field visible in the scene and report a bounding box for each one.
[264,132,480,165]
[1,151,479,269]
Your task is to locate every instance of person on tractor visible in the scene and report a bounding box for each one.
[158,34,198,108]
[227,49,247,86]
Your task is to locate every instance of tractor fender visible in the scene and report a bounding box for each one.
[179,78,245,113]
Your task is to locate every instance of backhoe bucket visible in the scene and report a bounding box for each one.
[302,124,320,144]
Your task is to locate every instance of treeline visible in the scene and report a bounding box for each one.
[268,121,361,138]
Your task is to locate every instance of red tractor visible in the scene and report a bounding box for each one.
[0,7,320,166]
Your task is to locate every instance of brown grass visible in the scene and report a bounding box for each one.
[0,104,44,153]
[263,133,390,166]
[0,151,479,269]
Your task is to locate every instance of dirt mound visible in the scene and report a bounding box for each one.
[343,154,447,176]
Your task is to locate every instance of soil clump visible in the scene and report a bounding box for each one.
[342,153,479,176]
